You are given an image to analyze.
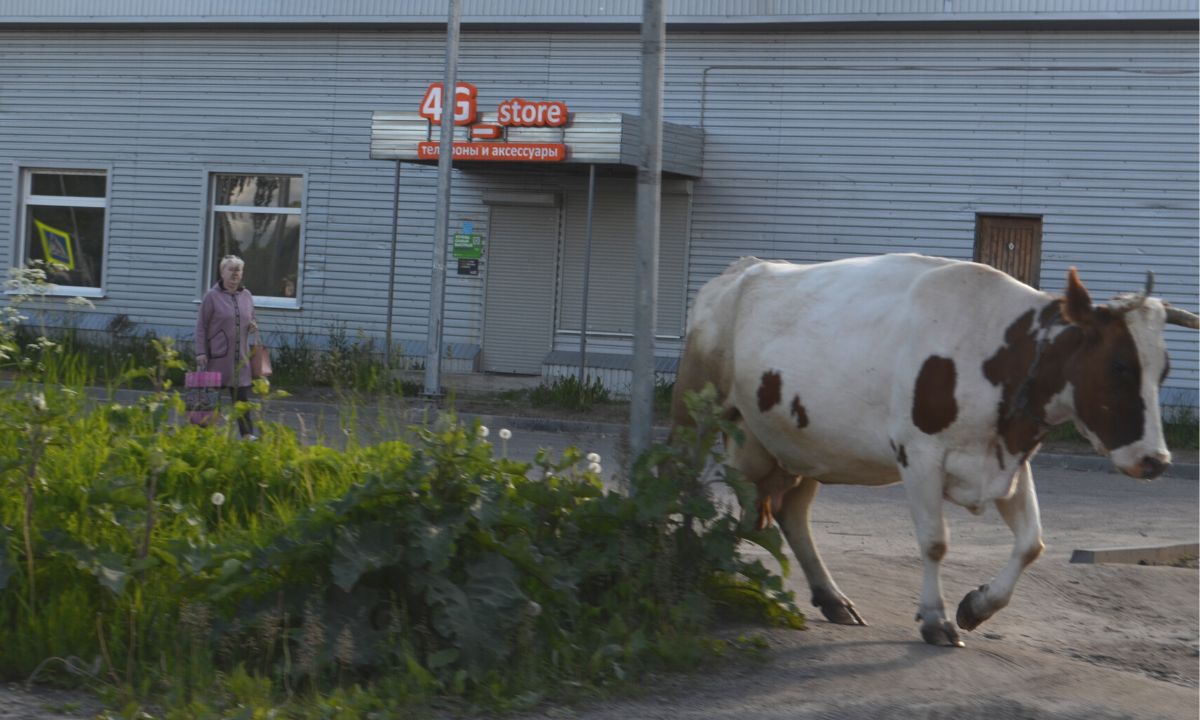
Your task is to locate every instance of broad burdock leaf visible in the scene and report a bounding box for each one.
[427,553,528,676]
[331,522,402,592]
[415,522,456,572]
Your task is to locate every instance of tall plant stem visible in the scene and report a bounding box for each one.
[140,470,159,560]
[22,481,35,606]
[22,429,44,608]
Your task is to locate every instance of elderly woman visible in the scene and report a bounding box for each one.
[194,255,259,439]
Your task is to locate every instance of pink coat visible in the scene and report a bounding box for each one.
[194,283,257,388]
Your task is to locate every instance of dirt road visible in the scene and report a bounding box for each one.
[520,448,1199,720]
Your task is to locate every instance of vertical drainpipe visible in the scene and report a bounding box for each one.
[630,0,665,469]
[577,163,596,389]
[385,160,401,369]
[424,0,462,397]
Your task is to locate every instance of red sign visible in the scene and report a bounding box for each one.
[418,142,566,162]
[496,98,568,127]
[418,83,571,163]
[419,82,478,125]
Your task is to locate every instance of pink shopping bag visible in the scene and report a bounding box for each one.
[185,370,222,426]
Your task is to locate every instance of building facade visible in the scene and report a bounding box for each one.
[1,1,1196,405]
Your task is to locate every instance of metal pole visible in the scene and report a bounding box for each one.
[424,0,462,397]
[630,0,664,464]
[385,160,401,369]
[577,164,596,388]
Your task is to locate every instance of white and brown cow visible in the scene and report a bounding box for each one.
[672,253,1198,647]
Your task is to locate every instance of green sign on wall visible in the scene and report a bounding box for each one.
[452,233,483,260]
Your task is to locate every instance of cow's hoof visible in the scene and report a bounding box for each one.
[920,619,965,647]
[956,585,993,631]
[812,588,868,626]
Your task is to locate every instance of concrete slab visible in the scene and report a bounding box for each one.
[1069,542,1199,565]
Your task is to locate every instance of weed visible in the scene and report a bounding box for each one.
[530,375,611,410]
[0,330,802,716]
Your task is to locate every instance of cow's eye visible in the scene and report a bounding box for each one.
[1111,360,1134,378]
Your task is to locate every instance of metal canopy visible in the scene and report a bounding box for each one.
[370,111,703,179]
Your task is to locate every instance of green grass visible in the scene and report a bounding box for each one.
[0,341,801,718]
[529,375,611,410]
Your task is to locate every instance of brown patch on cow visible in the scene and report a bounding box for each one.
[985,284,1148,455]
[912,356,958,435]
[927,541,947,563]
[983,302,1080,456]
[896,444,909,468]
[790,394,809,428]
[757,370,782,412]
[1067,307,1146,450]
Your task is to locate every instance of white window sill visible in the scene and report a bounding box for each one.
[255,297,301,310]
[5,286,105,299]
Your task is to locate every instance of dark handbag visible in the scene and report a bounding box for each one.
[250,342,272,379]
[185,370,222,426]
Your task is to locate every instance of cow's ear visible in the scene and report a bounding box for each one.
[1062,267,1093,325]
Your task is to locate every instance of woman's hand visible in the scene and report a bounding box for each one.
[197,354,208,369]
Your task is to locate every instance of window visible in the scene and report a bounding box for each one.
[19,169,108,292]
[208,174,303,304]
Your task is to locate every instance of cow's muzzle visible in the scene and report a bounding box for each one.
[1139,455,1169,479]
[1121,453,1170,480]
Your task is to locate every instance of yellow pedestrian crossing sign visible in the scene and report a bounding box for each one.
[34,219,74,269]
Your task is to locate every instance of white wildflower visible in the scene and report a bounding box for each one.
[588,462,602,474]
[498,428,512,440]
[67,296,95,309]
[30,392,47,412]
[586,452,601,463]
[211,492,226,507]
[477,425,490,438]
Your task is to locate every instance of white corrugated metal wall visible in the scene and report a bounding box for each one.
[680,32,1198,403]
[0,27,1195,400]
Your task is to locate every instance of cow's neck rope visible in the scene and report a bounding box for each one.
[1005,307,1065,427]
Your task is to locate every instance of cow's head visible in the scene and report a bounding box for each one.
[1061,269,1198,479]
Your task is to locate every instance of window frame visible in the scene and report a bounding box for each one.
[13,164,112,298]
[202,168,307,310]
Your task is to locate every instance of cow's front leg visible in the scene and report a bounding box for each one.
[957,461,1044,631]
[776,474,867,626]
[902,465,963,647]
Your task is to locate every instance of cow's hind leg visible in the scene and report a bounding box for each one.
[901,460,963,647]
[956,462,1044,631]
[776,474,867,626]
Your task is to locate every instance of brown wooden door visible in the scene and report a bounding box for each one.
[974,215,1043,288]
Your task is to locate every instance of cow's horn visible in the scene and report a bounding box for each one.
[1165,306,1200,329]
[1108,271,1154,314]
